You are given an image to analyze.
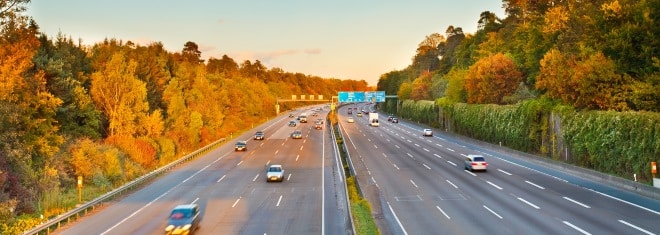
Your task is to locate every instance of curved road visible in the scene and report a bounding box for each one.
[340,103,659,235]
[57,107,351,235]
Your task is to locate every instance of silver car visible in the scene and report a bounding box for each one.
[423,129,433,136]
[464,154,488,172]
[266,164,285,182]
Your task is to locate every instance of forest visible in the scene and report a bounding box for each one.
[379,0,658,111]
[0,1,369,232]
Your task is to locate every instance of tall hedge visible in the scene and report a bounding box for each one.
[561,110,660,182]
[439,100,551,153]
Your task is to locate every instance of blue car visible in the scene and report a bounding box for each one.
[166,204,200,235]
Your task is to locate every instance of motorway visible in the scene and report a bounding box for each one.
[57,107,351,235]
[340,104,659,235]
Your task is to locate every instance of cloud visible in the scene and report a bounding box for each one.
[304,48,321,54]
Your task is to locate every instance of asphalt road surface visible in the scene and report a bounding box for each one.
[340,103,659,235]
[57,106,351,235]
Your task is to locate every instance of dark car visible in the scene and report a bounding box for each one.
[254,131,265,140]
[288,120,297,127]
[288,113,295,118]
[235,141,247,151]
[387,115,393,122]
[165,204,200,235]
[392,117,399,123]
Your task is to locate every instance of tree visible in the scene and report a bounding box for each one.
[180,41,203,63]
[410,71,433,100]
[444,67,468,102]
[536,49,631,110]
[465,53,522,104]
[397,82,413,100]
[90,51,149,137]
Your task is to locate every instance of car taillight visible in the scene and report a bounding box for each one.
[471,162,478,166]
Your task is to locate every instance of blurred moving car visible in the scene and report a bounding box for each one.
[347,117,355,123]
[291,130,303,139]
[254,131,265,140]
[357,113,363,117]
[314,121,323,129]
[464,154,488,172]
[387,115,393,122]
[288,113,295,118]
[266,164,285,182]
[234,141,247,151]
[288,120,297,127]
[423,129,433,136]
[165,204,200,235]
[392,118,399,123]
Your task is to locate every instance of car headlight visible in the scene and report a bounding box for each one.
[182,224,192,230]
[165,225,175,233]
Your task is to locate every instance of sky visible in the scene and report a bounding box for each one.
[27,1,505,86]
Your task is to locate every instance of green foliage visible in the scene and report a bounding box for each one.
[561,110,660,182]
[400,100,439,127]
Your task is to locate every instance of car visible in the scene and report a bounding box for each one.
[392,118,399,123]
[234,141,247,151]
[347,117,355,123]
[357,113,363,117]
[317,118,324,124]
[423,129,433,136]
[464,154,488,172]
[291,130,303,139]
[254,131,265,140]
[165,204,200,235]
[387,116,393,122]
[288,120,297,127]
[266,164,285,182]
[288,113,295,118]
[314,121,323,129]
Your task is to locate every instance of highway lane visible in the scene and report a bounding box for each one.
[340,104,659,235]
[57,106,351,235]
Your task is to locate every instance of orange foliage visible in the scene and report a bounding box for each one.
[465,53,522,104]
[537,49,630,110]
[105,135,156,169]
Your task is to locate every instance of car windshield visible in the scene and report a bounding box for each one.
[256,132,263,135]
[170,209,192,219]
[269,167,281,172]
[474,157,485,161]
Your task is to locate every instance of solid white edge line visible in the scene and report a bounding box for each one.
[587,188,660,215]
[387,202,408,235]
[618,220,655,235]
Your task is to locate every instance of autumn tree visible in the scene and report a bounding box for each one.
[536,49,630,110]
[90,51,149,137]
[465,53,522,104]
[0,13,63,215]
[397,82,412,100]
[410,71,433,101]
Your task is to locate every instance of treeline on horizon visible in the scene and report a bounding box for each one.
[378,0,658,111]
[0,1,369,230]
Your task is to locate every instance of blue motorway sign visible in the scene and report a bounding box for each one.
[338,91,385,103]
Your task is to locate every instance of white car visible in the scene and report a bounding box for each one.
[464,155,488,172]
[347,117,355,123]
[266,164,285,182]
[423,129,433,136]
